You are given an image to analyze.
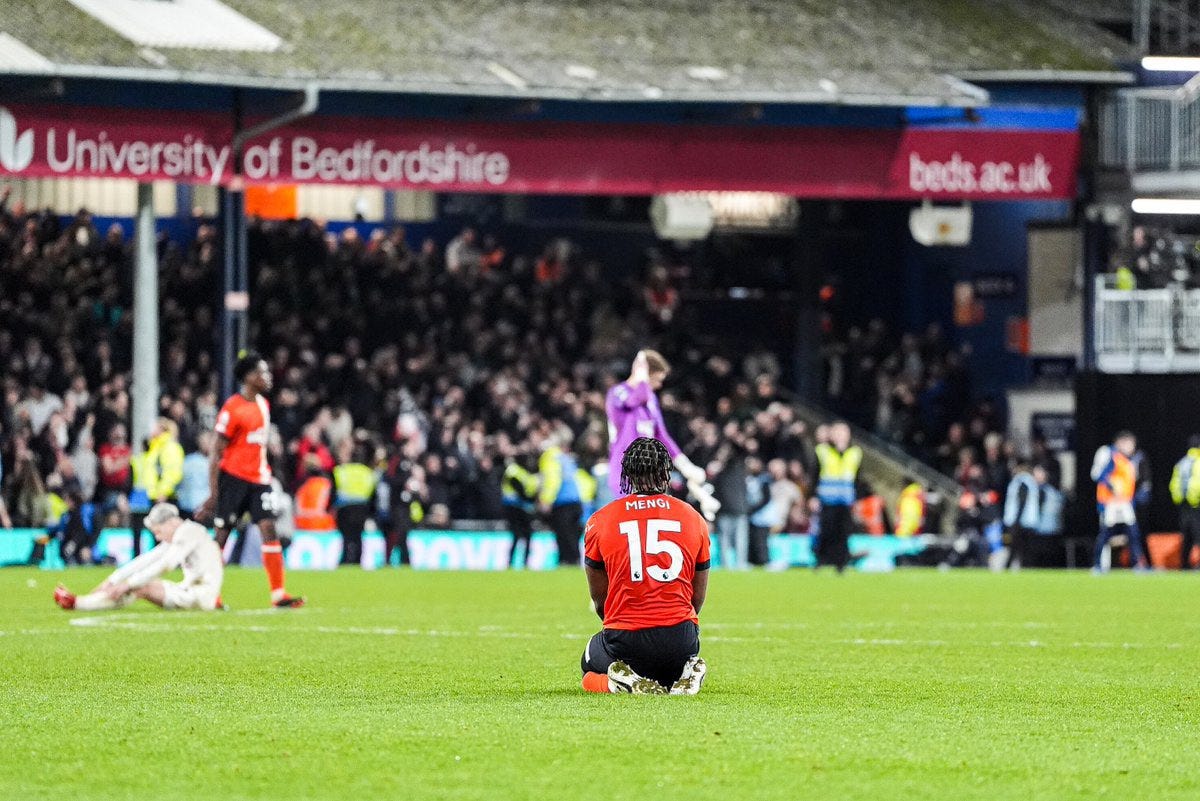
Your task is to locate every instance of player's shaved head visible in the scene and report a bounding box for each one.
[620,437,672,496]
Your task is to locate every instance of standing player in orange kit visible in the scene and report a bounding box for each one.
[580,437,709,695]
[197,353,304,608]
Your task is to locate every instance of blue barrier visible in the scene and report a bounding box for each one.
[1,528,925,571]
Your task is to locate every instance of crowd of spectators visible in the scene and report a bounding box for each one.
[1,183,1075,568]
[0,187,827,559]
[819,315,1067,565]
[823,318,983,464]
[1110,224,1200,289]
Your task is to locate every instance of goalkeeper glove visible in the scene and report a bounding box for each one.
[673,454,707,485]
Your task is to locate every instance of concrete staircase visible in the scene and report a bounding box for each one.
[788,396,961,535]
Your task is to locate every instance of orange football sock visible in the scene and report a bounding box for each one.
[582,671,611,693]
[262,543,286,601]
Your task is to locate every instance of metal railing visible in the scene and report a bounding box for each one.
[1095,276,1200,371]
[1135,0,1200,56]
[1099,73,1200,172]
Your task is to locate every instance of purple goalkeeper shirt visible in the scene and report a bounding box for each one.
[605,380,682,497]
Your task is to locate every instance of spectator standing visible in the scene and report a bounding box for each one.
[177,431,213,518]
[294,423,334,488]
[18,382,63,435]
[325,403,354,453]
[982,433,1011,498]
[129,419,185,557]
[11,452,48,528]
[538,428,583,567]
[745,457,771,565]
[501,448,540,569]
[895,479,926,537]
[0,457,11,529]
[644,266,679,329]
[293,456,335,532]
[51,490,99,565]
[386,463,428,567]
[1169,435,1200,570]
[750,459,802,558]
[1002,465,1061,569]
[813,422,862,572]
[1091,431,1148,573]
[70,423,99,502]
[97,423,132,511]
[445,227,482,275]
[332,439,377,566]
[709,441,750,569]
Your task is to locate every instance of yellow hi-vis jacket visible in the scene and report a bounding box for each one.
[133,431,185,501]
[895,483,925,537]
[1170,448,1200,508]
[538,446,582,507]
[815,443,863,507]
[502,462,539,511]
[332,462,377,507]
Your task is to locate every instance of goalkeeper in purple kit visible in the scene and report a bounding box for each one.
[605,350,720,519]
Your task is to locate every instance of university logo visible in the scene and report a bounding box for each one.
[0,107,34,172]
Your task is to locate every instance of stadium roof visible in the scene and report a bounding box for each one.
[1040,0,1135,26]
[0,0,1135,107]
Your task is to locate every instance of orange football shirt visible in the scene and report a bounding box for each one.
[584,493,710,631]
[214,393,272,485]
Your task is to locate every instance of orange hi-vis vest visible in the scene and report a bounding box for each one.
[854,494,886,535]
[295,476,336,530]
[1097,452,1136,505]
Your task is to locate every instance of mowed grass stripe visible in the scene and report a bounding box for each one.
[1,568,1198,801]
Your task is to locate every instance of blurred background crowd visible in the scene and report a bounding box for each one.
[0,187,1064,565]
[1107,224,1200,289]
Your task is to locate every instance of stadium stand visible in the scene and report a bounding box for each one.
[0,0,1138,561]
[1,183,1060,553]
[0,193,827,534]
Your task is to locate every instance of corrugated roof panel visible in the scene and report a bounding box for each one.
[67,0,281,52]
[0,32,52,71]
[0,0,1130,103]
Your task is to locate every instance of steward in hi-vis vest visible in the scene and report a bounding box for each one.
[814,421,863,572]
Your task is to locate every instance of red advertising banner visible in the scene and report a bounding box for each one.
[0,103,1079,200]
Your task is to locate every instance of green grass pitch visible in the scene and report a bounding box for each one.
[2,567,1198,801]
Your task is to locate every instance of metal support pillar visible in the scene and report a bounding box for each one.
[219,83,320,399]
[791,200,823,401]
[131,182,160,452]
[219,181,247,401]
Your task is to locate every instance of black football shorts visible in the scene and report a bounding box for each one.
[580,620,700,687]
[213,470,274,529]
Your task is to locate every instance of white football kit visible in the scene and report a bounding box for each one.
[108,520,224,610]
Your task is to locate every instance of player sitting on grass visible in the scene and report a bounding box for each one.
[54,503,224,612]
[581,437,709,695]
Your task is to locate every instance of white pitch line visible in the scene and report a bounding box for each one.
[836,637,1187,650]
[0,618,1190,651]
[60,617,550,639]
